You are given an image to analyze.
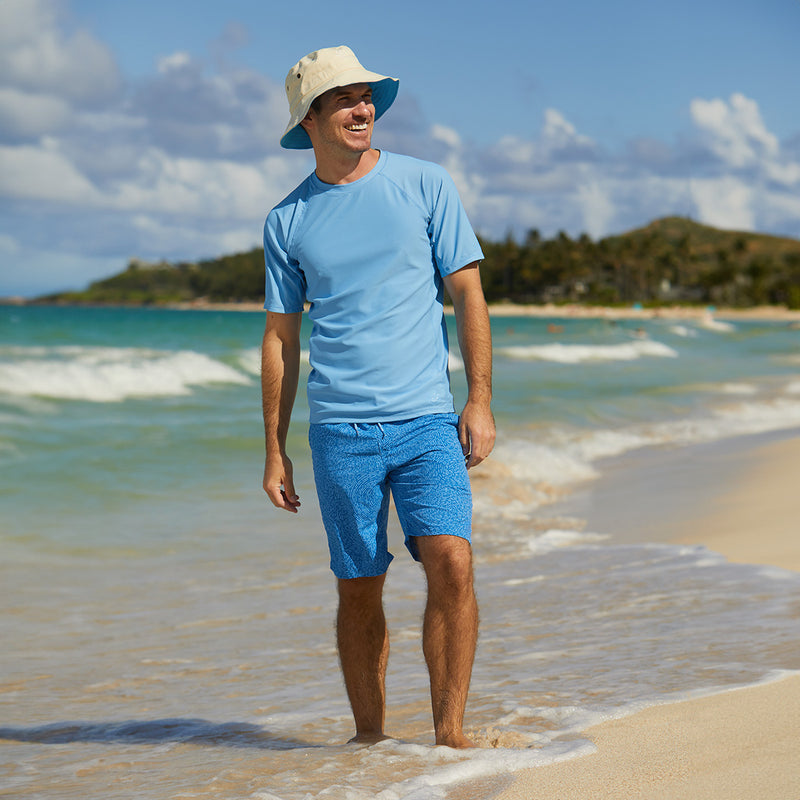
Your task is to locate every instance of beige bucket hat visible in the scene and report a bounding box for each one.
[280,45,399,150]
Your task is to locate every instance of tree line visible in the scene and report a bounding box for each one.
[40,216,800,309]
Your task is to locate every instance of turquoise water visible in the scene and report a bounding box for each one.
[1,304,799,799]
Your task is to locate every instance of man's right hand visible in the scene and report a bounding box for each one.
[263,454,301,513]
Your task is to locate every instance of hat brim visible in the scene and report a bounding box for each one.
[280,75,399,150]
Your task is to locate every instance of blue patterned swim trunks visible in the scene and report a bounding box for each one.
[308,413,473,579]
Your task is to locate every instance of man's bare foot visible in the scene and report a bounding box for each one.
[347,731,391,745]
[435,732,476,748]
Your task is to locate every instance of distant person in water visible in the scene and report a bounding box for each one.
[260,46,494,747]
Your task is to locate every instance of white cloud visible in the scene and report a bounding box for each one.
[577,180,615,239]
[757,190,800,235]
[681,93,800,231]
[689,176,754,231]
[130,214,262,259]
[158,52,193,74]
[0,0,120,104]
[0,139,100,203]
[542,109,595,154]
[0,87,71,138]
[463,94,799,241]
[110,152,303,219]
[690,93,780,168]
[764,159,800,187]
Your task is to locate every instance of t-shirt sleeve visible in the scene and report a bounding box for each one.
[263,210,307,313]
[426,167,484,277]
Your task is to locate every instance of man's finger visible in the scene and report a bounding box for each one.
[264,478,300,513]
[281,478,301,511]
[458,418,471,457]
[464,425,495,469]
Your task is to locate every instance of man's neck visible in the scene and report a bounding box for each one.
[314,148,380,185]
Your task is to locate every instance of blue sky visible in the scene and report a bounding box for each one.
[2,0,799,296]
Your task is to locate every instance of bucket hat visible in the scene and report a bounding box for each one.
[280,45,399,150]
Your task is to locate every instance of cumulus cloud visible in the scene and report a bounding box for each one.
[691,93,779,168]
[0,138,100,203]
[109,151,303,219]
[689,176,755,231]
[541,109,596,159]
[131,52,287,159]
[0,87,71,140]
[577,181,616,239]
[0,0,120,106]
[679,93,800,231]
[455,94,799,239]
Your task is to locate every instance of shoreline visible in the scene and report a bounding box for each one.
[494,434,800,799]
[486,302,800,322]
[7,299,800,322]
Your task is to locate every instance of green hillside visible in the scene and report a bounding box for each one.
[38,216,800,309]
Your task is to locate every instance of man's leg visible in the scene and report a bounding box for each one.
[337,573,390,744]
[414,535,478,748]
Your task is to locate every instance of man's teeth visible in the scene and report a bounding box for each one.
[346,123,368,131]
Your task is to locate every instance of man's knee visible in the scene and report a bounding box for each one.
[337,574,386,610]
[416,536,474,594]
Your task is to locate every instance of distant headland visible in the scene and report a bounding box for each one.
[23,216,800,312]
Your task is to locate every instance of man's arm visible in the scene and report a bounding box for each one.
[443,262,495,469]
[261,310,303,512]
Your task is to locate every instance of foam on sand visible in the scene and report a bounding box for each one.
[493,435,800,800]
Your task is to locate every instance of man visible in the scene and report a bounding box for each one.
[261,45,494,749]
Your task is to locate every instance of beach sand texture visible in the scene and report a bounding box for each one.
[496,435,800,800]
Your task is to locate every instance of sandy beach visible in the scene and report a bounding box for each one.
[485,302,800,323]
[496,434,800,800]
[169,299,800,323]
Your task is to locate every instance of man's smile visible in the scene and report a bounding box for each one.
[345,123,369,131]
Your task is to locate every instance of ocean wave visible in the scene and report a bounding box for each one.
[698,313,736,333]
[667,324,699,338]
[238,347,262,376]
[497,339,679,363]
[236,348,465,381]
[476,395,800,521]
[716,382,759,395]
[571,397,800,461]
[525,529,610,554]
[237,348,466,375]
[0,346,251,402]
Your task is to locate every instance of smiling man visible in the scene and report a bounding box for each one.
[261,46,494,748]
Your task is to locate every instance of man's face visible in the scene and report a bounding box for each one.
[303,83,375,156]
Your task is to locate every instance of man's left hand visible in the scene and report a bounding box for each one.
[458,401,495,469]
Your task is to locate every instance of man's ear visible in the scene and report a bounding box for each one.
[299,111,314,134]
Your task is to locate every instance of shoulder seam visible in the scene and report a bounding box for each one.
[379,169,432,221]
[284,185,311,263]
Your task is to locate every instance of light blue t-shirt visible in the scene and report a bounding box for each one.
[263,150,484,424]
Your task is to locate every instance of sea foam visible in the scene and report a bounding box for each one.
[497,339,678,363]
[476,394,800,522]
[0,346,250,402]
[237,348,466,374]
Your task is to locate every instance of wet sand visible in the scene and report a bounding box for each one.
[495,435,800,799]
